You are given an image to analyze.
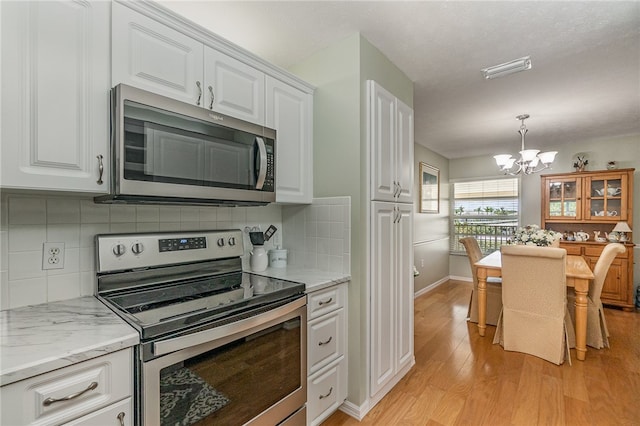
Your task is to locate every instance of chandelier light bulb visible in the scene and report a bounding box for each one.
[494,114,556,175]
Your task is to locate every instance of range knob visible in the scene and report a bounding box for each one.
[228,237,236,246]
[217,238,225,247]
[112,243,126,257]
[131,242,144,255]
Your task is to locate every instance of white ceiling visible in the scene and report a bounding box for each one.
[159,1,640,160]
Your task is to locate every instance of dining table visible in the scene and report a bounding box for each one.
[475,250,595,361]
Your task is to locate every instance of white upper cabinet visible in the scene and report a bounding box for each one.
[368,80,414,203]
[112,2,265,125]
[395,99,414,204]
[267,76,313,204]
[1,0,110,193]
[112,2,204,106]
[205,47,265,125]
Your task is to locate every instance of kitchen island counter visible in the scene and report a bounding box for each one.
[0,296,139,386]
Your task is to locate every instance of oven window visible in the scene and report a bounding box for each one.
[158,318,301,426]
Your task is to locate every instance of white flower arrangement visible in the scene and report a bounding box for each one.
[512,224,562,247]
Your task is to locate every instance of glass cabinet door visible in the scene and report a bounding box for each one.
[546,178,582,220]
[585,174,628,221]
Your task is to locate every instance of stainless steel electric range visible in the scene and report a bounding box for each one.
[95,230,307,426]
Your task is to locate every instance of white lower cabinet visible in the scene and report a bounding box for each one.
[63,397,132,426]
[0,348,133,426]
[369,201,414,402]
[306,283,348,426]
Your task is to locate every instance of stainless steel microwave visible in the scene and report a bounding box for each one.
[95,84,276,206]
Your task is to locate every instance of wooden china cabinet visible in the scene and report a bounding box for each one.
[541,168,635,311]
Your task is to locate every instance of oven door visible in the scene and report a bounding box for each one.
[140,296,306,426]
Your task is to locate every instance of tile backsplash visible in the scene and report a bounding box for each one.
[0,193,351,310]
[282,196,351,272]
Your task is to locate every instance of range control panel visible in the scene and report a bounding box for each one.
[159,237,207,252]
[96,230,244,273]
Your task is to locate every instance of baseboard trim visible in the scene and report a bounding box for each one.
[449,275,473,283]
[337,399,368,421]
[338,358,416,421]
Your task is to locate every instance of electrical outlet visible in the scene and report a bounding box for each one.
[42,242,65,270]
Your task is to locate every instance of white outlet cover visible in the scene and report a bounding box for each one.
[42,242,65,270]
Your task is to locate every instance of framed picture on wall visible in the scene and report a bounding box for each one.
[419,162,439,213]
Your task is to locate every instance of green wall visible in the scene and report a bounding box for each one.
[290,33,413,407]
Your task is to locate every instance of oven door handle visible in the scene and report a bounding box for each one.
[153,296,306,356]
[254,137,267,190]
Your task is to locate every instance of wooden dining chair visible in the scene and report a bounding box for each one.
[459,237,502,325]
[493,245,572,365]
[567,243,626,349]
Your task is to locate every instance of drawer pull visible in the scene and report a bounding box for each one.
[42,381,98,406]
[319,387,333,400]
[117,412,126,426]
[318,297,333,306]
[318,336,333,346]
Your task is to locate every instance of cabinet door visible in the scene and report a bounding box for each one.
[583,173,629,221]
[1,0,110,192]
[600,258,629,304]
[395,99,414,204]
[266,77,313,203]
[544,177,582,220]
[369,81,397,202]
[204,47,265,124]
[395,203,414,371]
[112,2,204,105]
[370,202,396,396]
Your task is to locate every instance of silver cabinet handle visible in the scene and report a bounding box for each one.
[96,155,104,185]
[318,297,333,306]
[318,336,333,346]
[208,85,215,110]
[117,412,126,426]
[42,381,98,406]
[319,387,333,400]
[196,81,202,106]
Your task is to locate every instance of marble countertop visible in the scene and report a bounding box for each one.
[248,266,350,292]
[0,267,348,387]
[0,296,139,386]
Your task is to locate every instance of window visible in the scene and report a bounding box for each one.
[451,178,519,254]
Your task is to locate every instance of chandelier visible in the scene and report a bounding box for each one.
[494,114,557,175]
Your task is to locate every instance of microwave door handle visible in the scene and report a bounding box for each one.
[255,137,267,190]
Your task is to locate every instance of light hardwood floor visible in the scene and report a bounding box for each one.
[322,280,640,426]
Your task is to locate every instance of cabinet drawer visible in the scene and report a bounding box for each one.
[308,308,345,374]
[307,284,346,320]
[63,397,132,426]
[307,356,347,426]
[0,348,132,426]
[559,243,583,256]
[584,245,628,258]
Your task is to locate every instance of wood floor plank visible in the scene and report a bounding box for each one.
[538,374,565,425]
[320,280,640,426]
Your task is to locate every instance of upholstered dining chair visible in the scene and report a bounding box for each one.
[459,237,502,325]
[493,245,573,365]
[567,243,626,349]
